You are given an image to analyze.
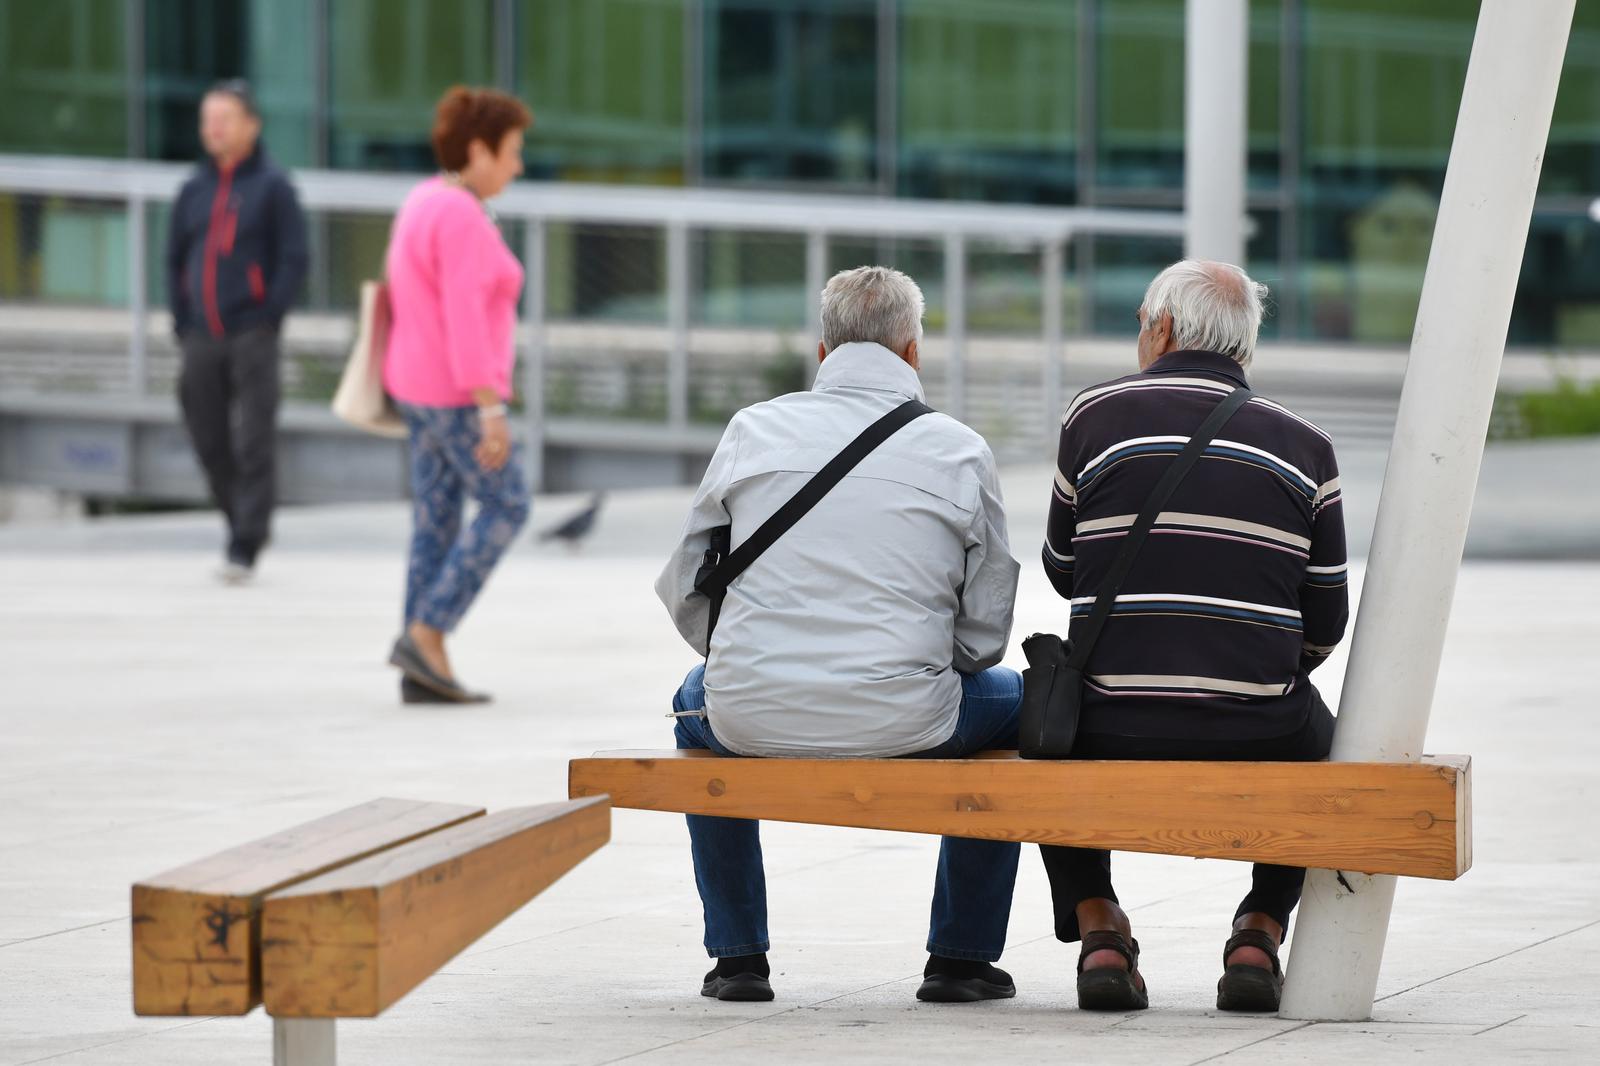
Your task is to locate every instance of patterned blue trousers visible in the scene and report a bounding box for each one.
[400,404,531,633]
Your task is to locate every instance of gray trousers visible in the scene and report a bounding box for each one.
[178,325,281,564]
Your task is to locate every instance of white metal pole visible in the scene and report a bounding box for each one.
[521,219,547,493]
[1184,0,1247,264]
[666,222,690,429]
[805,228,826,387]
[944,233,966,422]
[127,193,148,394]
[1041,239,1065,446]
[273,1017,335,1066]
[1279,0,1573,1022]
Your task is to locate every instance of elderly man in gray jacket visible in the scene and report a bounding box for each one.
[656,265,1023,1005]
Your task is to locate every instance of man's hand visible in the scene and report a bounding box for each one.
[475,409,511,470]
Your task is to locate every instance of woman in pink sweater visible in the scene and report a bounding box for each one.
[384,87,532,704]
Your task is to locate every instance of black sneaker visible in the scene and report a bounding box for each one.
[701,954,774,1002]
[915,957,1017,1002]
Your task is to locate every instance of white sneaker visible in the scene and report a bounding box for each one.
[216,561,254,586]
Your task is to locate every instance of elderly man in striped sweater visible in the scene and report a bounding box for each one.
[1039,259,1348,1014]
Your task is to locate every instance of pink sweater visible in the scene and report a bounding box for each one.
[383,177,524,407]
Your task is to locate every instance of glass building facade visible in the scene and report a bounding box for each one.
[3,0,1600,347]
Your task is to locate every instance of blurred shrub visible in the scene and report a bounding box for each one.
[1491,377,1600,440]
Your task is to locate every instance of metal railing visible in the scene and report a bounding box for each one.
[0,152,1185,488]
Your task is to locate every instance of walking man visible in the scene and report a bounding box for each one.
[167,79,307,582]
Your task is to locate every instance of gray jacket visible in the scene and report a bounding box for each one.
[655,342,1020,757]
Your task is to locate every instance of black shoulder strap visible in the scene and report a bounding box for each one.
[1067,386,1254,671]
[694,398,933,643]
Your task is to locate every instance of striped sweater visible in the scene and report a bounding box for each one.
[1043,349,1348,741]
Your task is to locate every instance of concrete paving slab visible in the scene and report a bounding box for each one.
[1,470,1597,1064]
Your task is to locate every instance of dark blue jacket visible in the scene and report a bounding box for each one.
[166,145,308,338]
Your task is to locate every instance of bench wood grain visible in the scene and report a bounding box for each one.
[132,798,484,1016]
[260,796,611,1018]
[569,751,1470,880]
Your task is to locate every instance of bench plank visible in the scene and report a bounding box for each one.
[260,796,611,1018]
[132,798,484,1016]
[569,751,1470,880]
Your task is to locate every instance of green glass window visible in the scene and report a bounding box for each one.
[143,0,316,166]
[545,223,666,322]
[1513,210,1600,347]
[143,1,247,162]
[240,0,318,167]
[1093,0,1282,199]
[695,230,805,329]
[1544,4,1600,198]
[0,0,128,157]
[0,196,131,308]
[326,0,495,170]
[897,0,1077,205]
[1515,4,1600,347]
[516,0,688,184]
[1246,0,1283,193]
[1247,208,1284,339]
[1296,0,1473,342]
[0,2,130,308]
[702,0,879,187]
[1095,0,1184,194]
[1089,232,1184,334]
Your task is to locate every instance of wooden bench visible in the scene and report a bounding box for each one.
[132,795,610,1064]
[568,750,1470,880]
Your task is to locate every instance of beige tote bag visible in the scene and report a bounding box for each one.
[332,279,407,438]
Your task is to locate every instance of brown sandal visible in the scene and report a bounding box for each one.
[1217,928,1283,1012]
[1077,930,1149,1011]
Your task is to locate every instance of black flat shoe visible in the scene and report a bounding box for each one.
[389,635,489,703]
[701,967,774,1002]
[1217,929,1283,1012]
[400,676,487,704]
[1077,931,1149,1011]
[916,959,1016,1003]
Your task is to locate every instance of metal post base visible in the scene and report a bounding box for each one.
[273,1018,336,1066]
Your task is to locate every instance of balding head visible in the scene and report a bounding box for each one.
[1137,259,1268,371]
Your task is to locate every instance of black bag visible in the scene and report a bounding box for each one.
[1019,385,1255,758]
[693,398,933,649]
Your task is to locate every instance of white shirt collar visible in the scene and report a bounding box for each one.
[811,342,926,403]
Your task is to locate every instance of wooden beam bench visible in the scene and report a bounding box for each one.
[132,797,486,1017]
[569,750,1471,880]
[131,795,610,1064]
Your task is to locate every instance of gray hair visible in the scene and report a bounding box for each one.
[1139,259,1268,369]
[819,265,925,355]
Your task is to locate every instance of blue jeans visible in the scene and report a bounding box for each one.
[672,663,1023,961]
[400,403,531,633]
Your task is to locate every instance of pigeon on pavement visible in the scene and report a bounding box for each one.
[539,491,606,549]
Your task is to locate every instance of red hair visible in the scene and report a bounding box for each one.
[430,86,532,171]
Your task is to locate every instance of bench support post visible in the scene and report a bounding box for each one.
[1279,0,1571,1021]
[273,1018,335,1066]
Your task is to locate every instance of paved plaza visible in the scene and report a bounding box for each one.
[2,451,1598,1064]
